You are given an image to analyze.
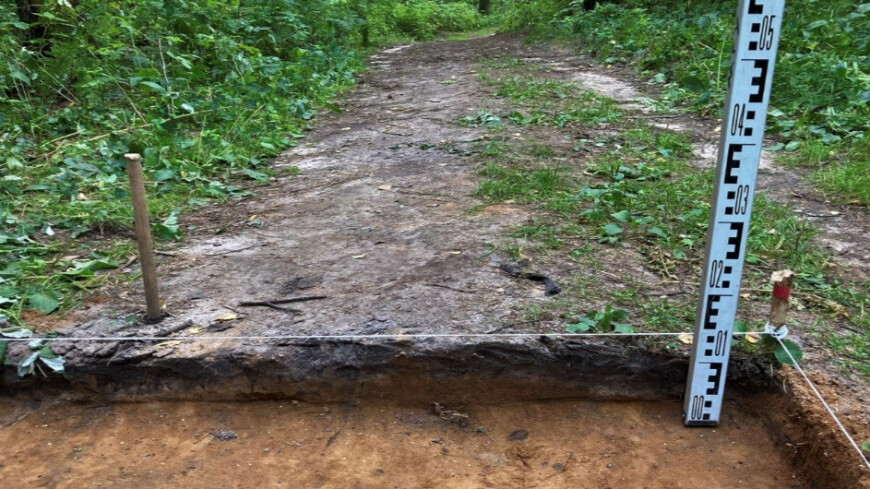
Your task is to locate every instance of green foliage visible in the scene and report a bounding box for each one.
[566,305,634,333]
[365,1,481,42]
[0,0,484,327]
[491,0,574,35]
[498,0,870,202]
[1,326,64,376]
[562,1,870,140]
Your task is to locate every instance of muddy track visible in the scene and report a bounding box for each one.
[2,34,870,488]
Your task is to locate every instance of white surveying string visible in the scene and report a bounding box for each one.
[774,336,870,472]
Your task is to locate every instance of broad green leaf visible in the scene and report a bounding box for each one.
[610,210,631,222]
[243,168,269,181]
[602,223,623,236]
[39,355,65,373]
[862,442,869,453]
[153,169,176,182]
[613,323,635,334]
[1,327,32,339]
[0,340,7,366]
[566,317,595,333]
[140,81,167,95]
[680,75,707,93]
[153,211,183,240]
[5,157,24,170]
[18,351,39,377]
[774,339,804,365]
[611,309,630,321]
[28,291,60,314]
[647,226,668,238]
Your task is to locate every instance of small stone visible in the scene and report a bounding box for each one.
[210,430,237,441]
[507,430,529,441]
[431,438,443,444]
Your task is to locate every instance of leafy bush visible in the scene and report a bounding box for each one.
[367,1,481,42]
[495,0,870,202]
[0,0,483,326]
[564,0,870,143]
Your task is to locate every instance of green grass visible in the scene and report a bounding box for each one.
[468,53,870,374]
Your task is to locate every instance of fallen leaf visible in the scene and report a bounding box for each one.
[678,333,693,345]
[448,250,462,255]
[156,341,181,348]
[352,254,367,259]
[829,211,840,216]
[740,293,751,299]
[188,327,203,335]
[248,214,258,221]
[341,127,352,131]
[378,184,392,191]
[216,312,239,322]
[745,333,761,344]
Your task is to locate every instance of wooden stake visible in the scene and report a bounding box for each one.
[769,270,795,327]
[125,153,162,322]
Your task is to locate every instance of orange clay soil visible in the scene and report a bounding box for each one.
[0,397,805,489]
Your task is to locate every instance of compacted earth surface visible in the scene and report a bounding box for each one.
[2,34,870,487]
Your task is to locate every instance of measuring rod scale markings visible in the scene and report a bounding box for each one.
[683,0,784,426]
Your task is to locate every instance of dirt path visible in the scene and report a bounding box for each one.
[4,34,870,487]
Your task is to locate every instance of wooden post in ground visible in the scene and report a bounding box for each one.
[125,153,162,322]
[769,270,795,327]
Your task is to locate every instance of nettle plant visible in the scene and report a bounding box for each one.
[567,305,635,334]
[0,327,65,377]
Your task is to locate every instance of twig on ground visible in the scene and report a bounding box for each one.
[154,320,195,337]
[259,295,328,304]
[236,294,326,312]
[1,412,29,429]
[208,244,261,256]
[425,283,474,294]
[237,301,302,312]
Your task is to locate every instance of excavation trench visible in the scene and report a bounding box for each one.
[1,339,866,488]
